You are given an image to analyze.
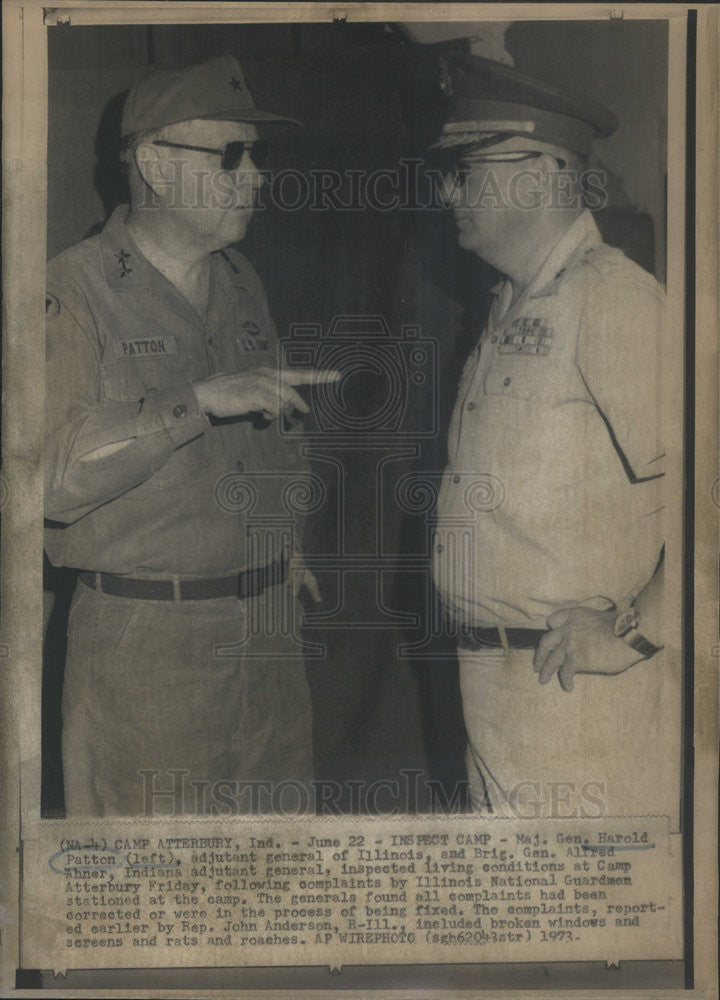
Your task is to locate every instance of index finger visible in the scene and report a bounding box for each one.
[279,368,342,385]
[537,642,566,686]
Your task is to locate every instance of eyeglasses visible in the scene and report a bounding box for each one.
[152,139,271,170]
[453,151,541,187]
[450,151,566,187]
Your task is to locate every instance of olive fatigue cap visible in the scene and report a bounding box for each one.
[121,54,300,137]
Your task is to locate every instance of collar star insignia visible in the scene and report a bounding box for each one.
[116,248,133,278]
[229,76,243,92]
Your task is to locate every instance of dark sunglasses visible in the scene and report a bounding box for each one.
[152,139,271,170]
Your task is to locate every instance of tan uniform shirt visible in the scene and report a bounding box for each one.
[45,205,308,577]
[434,211,665,627]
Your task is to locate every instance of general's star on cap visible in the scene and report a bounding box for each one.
[120,54,301,137]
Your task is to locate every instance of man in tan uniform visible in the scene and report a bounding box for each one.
[432,55,679,820]
[45,56,338,816]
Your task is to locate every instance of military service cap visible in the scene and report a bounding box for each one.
[121,54,299,137]
[434,54,617,157]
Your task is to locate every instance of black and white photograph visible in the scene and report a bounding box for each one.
[1,2,717,997]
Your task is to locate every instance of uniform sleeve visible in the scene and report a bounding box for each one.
[575,274,665,481]
[45,277,208,524]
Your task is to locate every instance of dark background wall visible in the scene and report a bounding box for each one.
[43,19,668,815]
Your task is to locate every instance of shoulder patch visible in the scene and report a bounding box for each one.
[45,293,61,319]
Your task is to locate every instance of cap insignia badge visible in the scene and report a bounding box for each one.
[439,57,453,97]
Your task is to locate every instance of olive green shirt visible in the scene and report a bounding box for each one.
[45,205,308,577]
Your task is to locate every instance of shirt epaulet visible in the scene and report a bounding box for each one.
[577,241,623,276]
[48,234,103,286]
[579,243,665,300]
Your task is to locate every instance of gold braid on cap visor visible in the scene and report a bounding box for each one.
[431,122,537,150]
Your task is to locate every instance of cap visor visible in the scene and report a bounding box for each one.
[204,107,301,127]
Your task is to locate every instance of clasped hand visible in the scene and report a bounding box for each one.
[533,606,643,692]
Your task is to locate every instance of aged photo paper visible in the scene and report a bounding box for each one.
[1,2,718,997]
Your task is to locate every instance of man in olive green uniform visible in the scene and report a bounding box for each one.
[45,56,337,816]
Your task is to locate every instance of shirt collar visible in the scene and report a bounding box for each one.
[100,205,250,317]
[217,250,250,294]
[100,204,154,291]
[100,206,205,328]
[529,210,603,298]
[485,211,602,330]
